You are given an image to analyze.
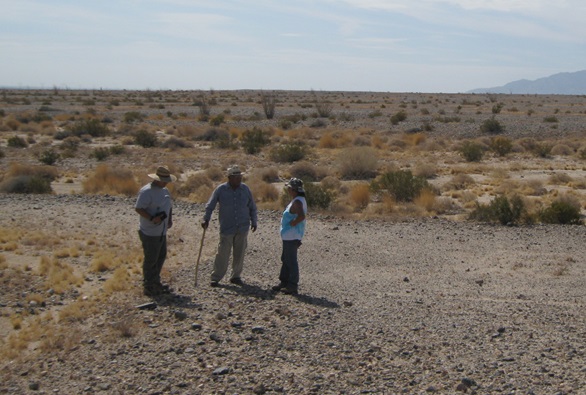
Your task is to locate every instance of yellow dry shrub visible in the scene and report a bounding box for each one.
[2,241,18,251]
[38,255,83,293]
[318,133,337,148]
[103,267,131,293]
[403,133,426,146]
[90,251,117,272]
[58,299,96,323]
[248,179,279,203]
[349,184,370,210]
[82,164,139,196]
[0,254,7,270]
[414,188,436,212]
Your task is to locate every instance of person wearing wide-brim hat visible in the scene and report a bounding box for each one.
[135,166,177,296]
[272,178,307,295]
[202,165,258,287]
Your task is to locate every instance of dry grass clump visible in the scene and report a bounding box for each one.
[520,179,547,196]
[103,267,131,293]
[412,162,437,179]
[348,184,371,210]
[548,172,573,185]
[338,147,378,180]
[444,174,475,191]
[550,144,573,156]
[413,188,436,212]
[38,255,83,293]
[253,167,280,183]
[204,166,225,181]
[82,164,139,196]
[290,161,329,182]
[175,172,213,201]
[247,178,279,204]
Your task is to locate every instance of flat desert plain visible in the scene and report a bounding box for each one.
[0,90,585,394]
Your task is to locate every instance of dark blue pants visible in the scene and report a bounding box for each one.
[139,230,167,286]
[280,240,301,290]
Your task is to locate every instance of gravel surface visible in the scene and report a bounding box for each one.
[1,193,585,394]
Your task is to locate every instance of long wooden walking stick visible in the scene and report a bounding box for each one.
[194,227,206,288]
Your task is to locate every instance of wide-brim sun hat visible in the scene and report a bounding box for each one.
[286,177,304,193]
[227,165,244,176]
[148,166,177,182]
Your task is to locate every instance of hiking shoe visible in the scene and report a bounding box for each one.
[143,284,162,297]
[281,287,298,295]
[271,283,286,292]
[210,281,220,287]
[230,278,244,286]
[157,282,173,293]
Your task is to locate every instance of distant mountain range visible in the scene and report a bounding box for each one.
[467,70,586,95]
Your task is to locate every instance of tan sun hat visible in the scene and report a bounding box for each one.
[148,166,177,183]
[227,165,244,177]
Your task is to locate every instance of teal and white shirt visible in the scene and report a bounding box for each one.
[280,196,307,241]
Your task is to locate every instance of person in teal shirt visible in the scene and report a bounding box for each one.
[273,178,307,295]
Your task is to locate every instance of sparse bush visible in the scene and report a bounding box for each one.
[270,142,307,163]
[468,195,526,225]
[490,136,513,157]
[290,161,327,182]
[68,118,109,137]
[175,173,213,198]
[90,147,110,161]
[480,117,504,134]
[241,127,270,154]
[7,135,28,148]
[550,144,572,156]
[109,145,126,155]
[209,114,225,126]
[532,143,552,158]
[312,90,333,118]
[123,111,146,123]
[303,181,335,209]
[371,170,430,202]
[39,149,60,165]
[539,200,582,225]
[0,175,52,194]
[134,129,158,148]
[162,136,193,149]
[198,128,229,142]
[338,147,378,180]
[261,93,276,119]
[82,164,139,196]
[543,116,559,123]
[459,141,484,162]
[390,110,407,125]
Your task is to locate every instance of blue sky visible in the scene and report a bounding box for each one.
[1,0,585,92]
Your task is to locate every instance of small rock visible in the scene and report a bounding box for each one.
[136,302,157,310]
[191,323,202,331]
[174,310,188,321]
[212,367,230,375]
[251,326,265,334]
[403,277,410,282]
[343,301,353,307]
[28,382,40,391]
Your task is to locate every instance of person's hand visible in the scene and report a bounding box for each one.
[201,220,209,229]
[152,215,162,224]
[251,225,257,232]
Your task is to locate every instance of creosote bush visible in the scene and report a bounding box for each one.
[371,170,431,202]
[269,142,307,163]
[133,129,158,148]
[468,195,526,225]
[539,199,582,225]
[241,127,270,154]
[7,135,28,148]
[490,136,513,157]
[459,141,484,162]
[480,117,504,134]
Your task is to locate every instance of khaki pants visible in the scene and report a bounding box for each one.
[211,231,248,282]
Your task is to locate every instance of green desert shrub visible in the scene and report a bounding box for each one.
[68,118,109,137]
[133,129,158,148]
[161,137,193,149]
[371,170,431,202]
[90,147,111,161]
[390,110,407,125]
[468,195,526,225]
[539,200,582,225]
[281,181,334,210]
[269,142,307,163]
[459,141,484,162]
[0,175,52,194]
[123,111,146,123]
[480,117,504,134]
[241,127,270,154]
[7,135,28,148]
[38,149,60,165]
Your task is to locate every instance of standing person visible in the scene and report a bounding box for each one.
[273,178,307,295]
[135,166,177,297]
[202,165,258,287]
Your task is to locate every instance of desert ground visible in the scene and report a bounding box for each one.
[1,89,585,394]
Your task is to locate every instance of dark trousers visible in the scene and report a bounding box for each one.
[280,240,301,290]
[138,230,167,286]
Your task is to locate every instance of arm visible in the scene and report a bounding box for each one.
[135,207,164,225]
[167,207,173,229]
[288,200,305,226]
[202,185,221,229]
[248,187,258,232]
